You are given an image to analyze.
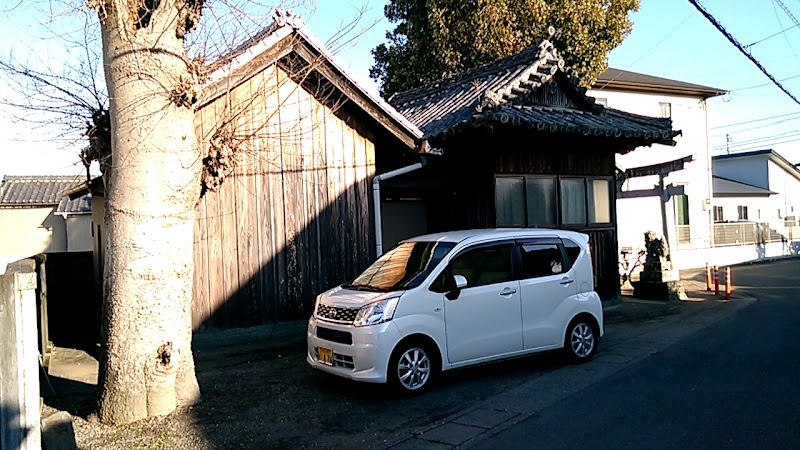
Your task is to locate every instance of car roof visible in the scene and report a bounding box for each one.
[401,228,587,245]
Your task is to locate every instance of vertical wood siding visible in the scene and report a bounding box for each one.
[192,67,376,331]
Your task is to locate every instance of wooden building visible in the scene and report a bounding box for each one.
[379,39,680,303]
[75,16,677,334]
[75,12,425,332]
[189,11,424,330]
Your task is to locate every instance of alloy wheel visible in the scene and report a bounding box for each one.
[397,347,431,390]
[570,323,595,358]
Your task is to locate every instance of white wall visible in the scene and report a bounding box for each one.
[713,156,769,190]
[768,160,800,220]
[0,207,66,274]
[590,88,715,258]
[712,196,773,222]
[65,215,93,252]
[675,241,794,269]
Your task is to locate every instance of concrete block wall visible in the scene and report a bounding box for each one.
[1,259,41,450]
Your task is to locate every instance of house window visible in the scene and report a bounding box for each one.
[525,177,557,227]
[778,209,782,219]
[713,206,724,223]
[674,194,690,225]
[659,102,672,119]
[737,205,748,221]
[495,176,611,228]
[495,177,526,227]
[594,97,608,107]
[588,179,611,224]
[560,178,587,226]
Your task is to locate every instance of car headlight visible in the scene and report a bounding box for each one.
[353,296,400,327]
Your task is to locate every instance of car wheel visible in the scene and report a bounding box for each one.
[564,318,597,363]
[389,341,435,394]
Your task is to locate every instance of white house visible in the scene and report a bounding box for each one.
[712,149,800,223]
[710,149,800,255]
[589,68,726,269]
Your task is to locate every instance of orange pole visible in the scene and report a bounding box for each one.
[725,266,732,299]
[714,266,719,295]
[705,263,712,291]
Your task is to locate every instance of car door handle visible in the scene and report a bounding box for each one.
[499,287,517,296]
[559,278,574,286]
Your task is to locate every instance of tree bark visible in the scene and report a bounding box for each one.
[95,0,202,424]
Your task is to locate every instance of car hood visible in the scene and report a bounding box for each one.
[319,285,405,308]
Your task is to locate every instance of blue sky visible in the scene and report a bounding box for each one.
[1,0,799,179]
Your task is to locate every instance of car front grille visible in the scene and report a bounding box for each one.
[316,327,353,345]
[316,304,360,323]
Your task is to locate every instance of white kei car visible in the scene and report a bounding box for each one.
[306,228,604,393]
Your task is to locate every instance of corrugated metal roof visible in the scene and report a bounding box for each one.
[0,175,84,206]
[594,68,727,98]
[390,40,678,146]
[56,194,92,214]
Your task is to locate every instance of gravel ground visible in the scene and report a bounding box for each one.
[43,338,567,449]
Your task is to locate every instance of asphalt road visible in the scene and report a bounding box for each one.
[473,259,800,450]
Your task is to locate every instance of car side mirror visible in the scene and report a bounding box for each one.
[446,274,468,301]
[453,275,468,289]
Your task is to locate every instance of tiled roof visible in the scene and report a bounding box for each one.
[474,104,677,144]
[0,175,84,206]
[56,194,92,214]
[390,39,678,146]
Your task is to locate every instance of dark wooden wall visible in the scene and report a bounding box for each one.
[425,130,621,302]
[193,65,376,331]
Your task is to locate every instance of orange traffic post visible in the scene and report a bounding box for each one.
[705,263,712,291]
[725,266,732,300]
[714,266,720,296]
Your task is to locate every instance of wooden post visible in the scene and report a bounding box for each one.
[714,265,719,295]
[725,266,732,300]
[659,174,671,250]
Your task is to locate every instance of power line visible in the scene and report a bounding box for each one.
[712,130,800,150]
[711,115,800,136]
[712,136,800,153]
[774,0,800,29]
[771,0,800,60]
[729,73,800,91]
[688,0,800,107]
[744,23,799,48]
[711,110,800,129]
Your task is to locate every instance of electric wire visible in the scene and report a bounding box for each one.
[687,0,800,107]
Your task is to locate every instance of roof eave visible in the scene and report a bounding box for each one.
[201,17,424,151]
[593,80,728,99]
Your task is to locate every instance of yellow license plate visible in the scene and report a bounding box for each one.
[318,346,333,366]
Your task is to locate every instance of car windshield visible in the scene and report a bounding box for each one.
[344,240,457,292]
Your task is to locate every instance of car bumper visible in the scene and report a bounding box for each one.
[306,316,401,384]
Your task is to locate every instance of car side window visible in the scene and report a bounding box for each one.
[450,244,513,288]
[562,239,581,271]
[520,243,564,279]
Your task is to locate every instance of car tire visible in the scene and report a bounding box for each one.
[388,340,436,394]
[564,318,598,363]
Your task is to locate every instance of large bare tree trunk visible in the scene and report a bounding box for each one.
[94,0,203,424]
